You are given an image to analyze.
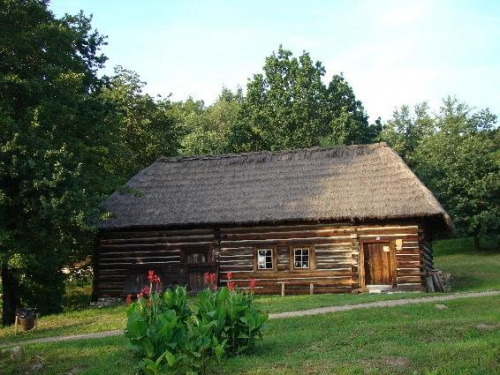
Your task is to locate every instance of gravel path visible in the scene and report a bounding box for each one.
[1,290,498,348]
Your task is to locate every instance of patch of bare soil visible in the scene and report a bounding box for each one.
[476,323,499,331]
[381,356,411,368]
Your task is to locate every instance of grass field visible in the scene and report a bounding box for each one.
[1,295,498,374]
[0,237,498,374]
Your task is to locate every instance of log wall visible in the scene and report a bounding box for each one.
[219,223,425,294]
[97,228,215,297]
[96,222,428,297]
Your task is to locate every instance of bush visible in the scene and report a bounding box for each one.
[196,273,267,356]
[125,270,267,374]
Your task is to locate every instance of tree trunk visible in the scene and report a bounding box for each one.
[474,236,481,251]
[1,264,18,326]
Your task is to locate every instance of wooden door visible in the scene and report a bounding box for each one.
[363,243,395,285]
[188,270,206,293]
[186,250,213,293]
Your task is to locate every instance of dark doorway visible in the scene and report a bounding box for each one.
[363,242,395,285]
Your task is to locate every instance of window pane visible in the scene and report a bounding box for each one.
[257,249,273,269]
[293,248,309,268]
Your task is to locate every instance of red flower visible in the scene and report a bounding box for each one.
[228,281,235,292]
[204,272,211,284]
[153,275,161,284]
[141,286,150,298]
[126,294,132,306]
[249,279,256,292]
[226,271,233,280]
[147,270,155,283]
[210,273,217,285]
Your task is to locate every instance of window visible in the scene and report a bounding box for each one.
[293,248,310,269]
[187,252,207,263]
[257,248,273,269]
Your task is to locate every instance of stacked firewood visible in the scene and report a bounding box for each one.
[425,270,452,293]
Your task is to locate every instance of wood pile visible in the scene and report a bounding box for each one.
[425,270,452,292]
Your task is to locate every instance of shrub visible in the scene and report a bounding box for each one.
[125,270,267,374]
[197,272,268,355]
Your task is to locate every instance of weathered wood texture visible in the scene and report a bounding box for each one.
[96,223,427,297]
[219,223,425,294]
[97,229,215,297]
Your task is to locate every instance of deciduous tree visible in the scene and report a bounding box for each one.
[226,46,377,152]
[0,0,121,324]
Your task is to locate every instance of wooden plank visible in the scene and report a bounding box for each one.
[100,229,214,240]
[220,236,353,247]
[100,234,214,245]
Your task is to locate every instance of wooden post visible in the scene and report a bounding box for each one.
[425,276,435,293]
[281,283,285,296]
[310,283,314,295]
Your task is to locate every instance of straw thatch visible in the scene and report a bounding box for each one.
[100,143,451,229]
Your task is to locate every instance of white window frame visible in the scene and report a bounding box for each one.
[293,247,310,269]
[257,248,274,270]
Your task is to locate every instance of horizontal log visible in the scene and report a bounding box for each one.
[225,269,352,280]
[99,260,182,267]
[101,242,213,251]
[220,236,354,247]
[358,234,419,241]
[221,229,356,242]
[396,268,422,276]
[100,229,214,240]
[100,234,214,245]
[100,255,181,262]
[220,249,253,256]
[396,249,421,255]
[396,261,421,268]
[220,224,355,234]
[99,249,182,256]
[396,276,422,283]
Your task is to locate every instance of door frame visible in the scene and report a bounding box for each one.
[359,240,397,288]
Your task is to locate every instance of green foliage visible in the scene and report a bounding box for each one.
[125,271,267,374]
[226,46,378,152]
[100,66,179,178]
[0,0,126,323]
[381,98,499,242]
[196,286,268,356]
[174,88,242,156]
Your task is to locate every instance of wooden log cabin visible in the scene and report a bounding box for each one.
[95,143,452,299]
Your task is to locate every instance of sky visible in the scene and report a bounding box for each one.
[50,0,500,122]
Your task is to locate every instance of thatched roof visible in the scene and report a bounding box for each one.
[100,143,451,230]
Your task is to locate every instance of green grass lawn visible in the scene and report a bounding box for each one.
[433,237,500,292]
[1,296,498,374]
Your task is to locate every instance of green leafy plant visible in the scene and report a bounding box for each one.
[126,270,267,374]
[197,272,268,356]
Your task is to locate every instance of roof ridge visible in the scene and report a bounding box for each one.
[158,142,388,163]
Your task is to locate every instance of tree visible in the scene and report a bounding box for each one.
[382,98,499,247]
[226,46,377,152]
[100,66,179,178]
[176,87,242,156]
[0,0,122,324]
[380,102,434,167]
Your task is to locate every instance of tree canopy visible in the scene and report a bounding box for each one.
[381,98,499,246]
[226,46,378,152]
[0,0,122,323]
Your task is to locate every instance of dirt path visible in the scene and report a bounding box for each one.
[1,290,498,348]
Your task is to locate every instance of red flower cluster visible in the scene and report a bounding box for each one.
[228,281,235,292]
[204,272,218,291]
[249,278,256,292]
[226,271,233,280]
[147,269,161,284]
[126,294,132,306]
